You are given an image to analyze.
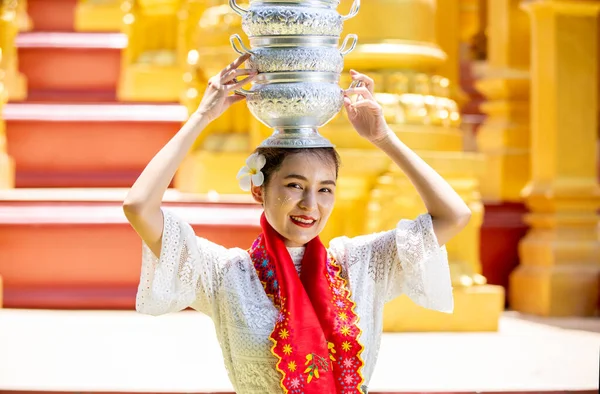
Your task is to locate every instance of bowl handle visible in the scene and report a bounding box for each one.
[341,0,360,21]
[229,0,249,16]
[339,34,358,56]
[234,88,254,97]
[230,34,252,56]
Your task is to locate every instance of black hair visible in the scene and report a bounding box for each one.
[255,147,341,187]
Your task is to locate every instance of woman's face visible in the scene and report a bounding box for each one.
[254,152,337,247]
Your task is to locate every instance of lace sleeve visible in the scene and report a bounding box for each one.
[136,209,228,317]
[390,214,453,313]
[329,214,453,313]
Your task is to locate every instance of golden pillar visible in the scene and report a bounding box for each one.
[0,71,14,189]
[117,0,185,102]
[0,0,27,101]
[457,0,487,153]
[0,55,15,190]
[0,2,17,189]
[435,0,466,104]
[174,2,253,194]
[319,0,504,331]
[510,0,600,317]
[75,0,123,31]
[459,0,484,44]
[476,0,530,203]
[459,0,487,61]
[16,0,31,31]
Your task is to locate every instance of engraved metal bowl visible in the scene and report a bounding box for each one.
[229,0,360,37]
[236,72,343,147]
[230,33,357,73]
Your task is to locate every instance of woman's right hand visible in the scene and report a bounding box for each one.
[195,53,257,123]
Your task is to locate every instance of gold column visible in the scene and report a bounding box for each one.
[510,0,600,316]
[476,0,530,202]
[117,0,184,102]
[0,54,16,189]
[174,2,253,194]
[16,0,31,31]
[0,0,27,101]
[459,0,484,44]
[435,0,465,104]
[75,0,123,32]
[0,2,17,189]
[457,0,487,153]
[320,0,504,331]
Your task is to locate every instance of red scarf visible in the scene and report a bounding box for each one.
[248,213,365,393]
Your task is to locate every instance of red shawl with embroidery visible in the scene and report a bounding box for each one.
[248,213,365,393]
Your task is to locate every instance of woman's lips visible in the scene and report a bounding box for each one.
[290,215,316,228]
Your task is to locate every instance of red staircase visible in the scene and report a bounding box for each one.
[0,0,261,309]
[5,102,187,187]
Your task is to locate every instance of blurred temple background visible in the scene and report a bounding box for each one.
[0,0,598,393]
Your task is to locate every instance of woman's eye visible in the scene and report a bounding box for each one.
[286,183,302,189]
[320,188,333,193]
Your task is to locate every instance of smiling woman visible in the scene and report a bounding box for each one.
[249,147,340,247]
[123,54,470,394]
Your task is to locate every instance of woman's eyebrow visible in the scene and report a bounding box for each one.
[284,174,336,186]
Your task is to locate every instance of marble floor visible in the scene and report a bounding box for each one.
[0,309,598,393]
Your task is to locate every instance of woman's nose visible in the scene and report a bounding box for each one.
[298,190,317,211]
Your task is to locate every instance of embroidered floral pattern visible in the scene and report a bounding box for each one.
[249,234,365,393]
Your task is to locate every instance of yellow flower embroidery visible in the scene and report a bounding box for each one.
[342,341,352,351]
[288,361,297,371]
[279,328,289,339]
[338,312,348,321]
[304,353,324,384]
[283,344,293,355]
[327,342,336,361]
[340,325,351,336]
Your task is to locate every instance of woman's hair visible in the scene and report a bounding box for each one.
[255,147,341,187]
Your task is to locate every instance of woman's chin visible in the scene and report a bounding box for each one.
[283,232,317,247]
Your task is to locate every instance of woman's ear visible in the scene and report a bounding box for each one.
[251,184,264,204]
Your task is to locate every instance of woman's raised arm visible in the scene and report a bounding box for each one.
[343,70,471,246]
[123,54,256,256]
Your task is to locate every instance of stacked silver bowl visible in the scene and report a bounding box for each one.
[229,0,360,147]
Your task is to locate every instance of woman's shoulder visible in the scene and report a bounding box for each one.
[162,208,254,260]
[191,236,253,266]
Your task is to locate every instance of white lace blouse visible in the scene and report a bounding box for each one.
[136,209,453,394]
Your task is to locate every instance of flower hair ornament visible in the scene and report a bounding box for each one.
[237,153,266,191]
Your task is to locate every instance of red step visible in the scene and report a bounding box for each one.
[0,188,261,309]
[27,0,78,32]
[5,102,187,187]
[16,32,125,101]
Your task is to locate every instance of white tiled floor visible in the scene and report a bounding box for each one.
[0,309,598,392]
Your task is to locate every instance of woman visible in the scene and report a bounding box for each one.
[123,53,471,394]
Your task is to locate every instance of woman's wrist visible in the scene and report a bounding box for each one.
[368,127,395,146]
[188,111,212,130]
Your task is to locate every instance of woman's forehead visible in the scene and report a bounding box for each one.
[277,152,336,178]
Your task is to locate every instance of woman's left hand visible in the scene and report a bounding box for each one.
[343,70,390,143]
